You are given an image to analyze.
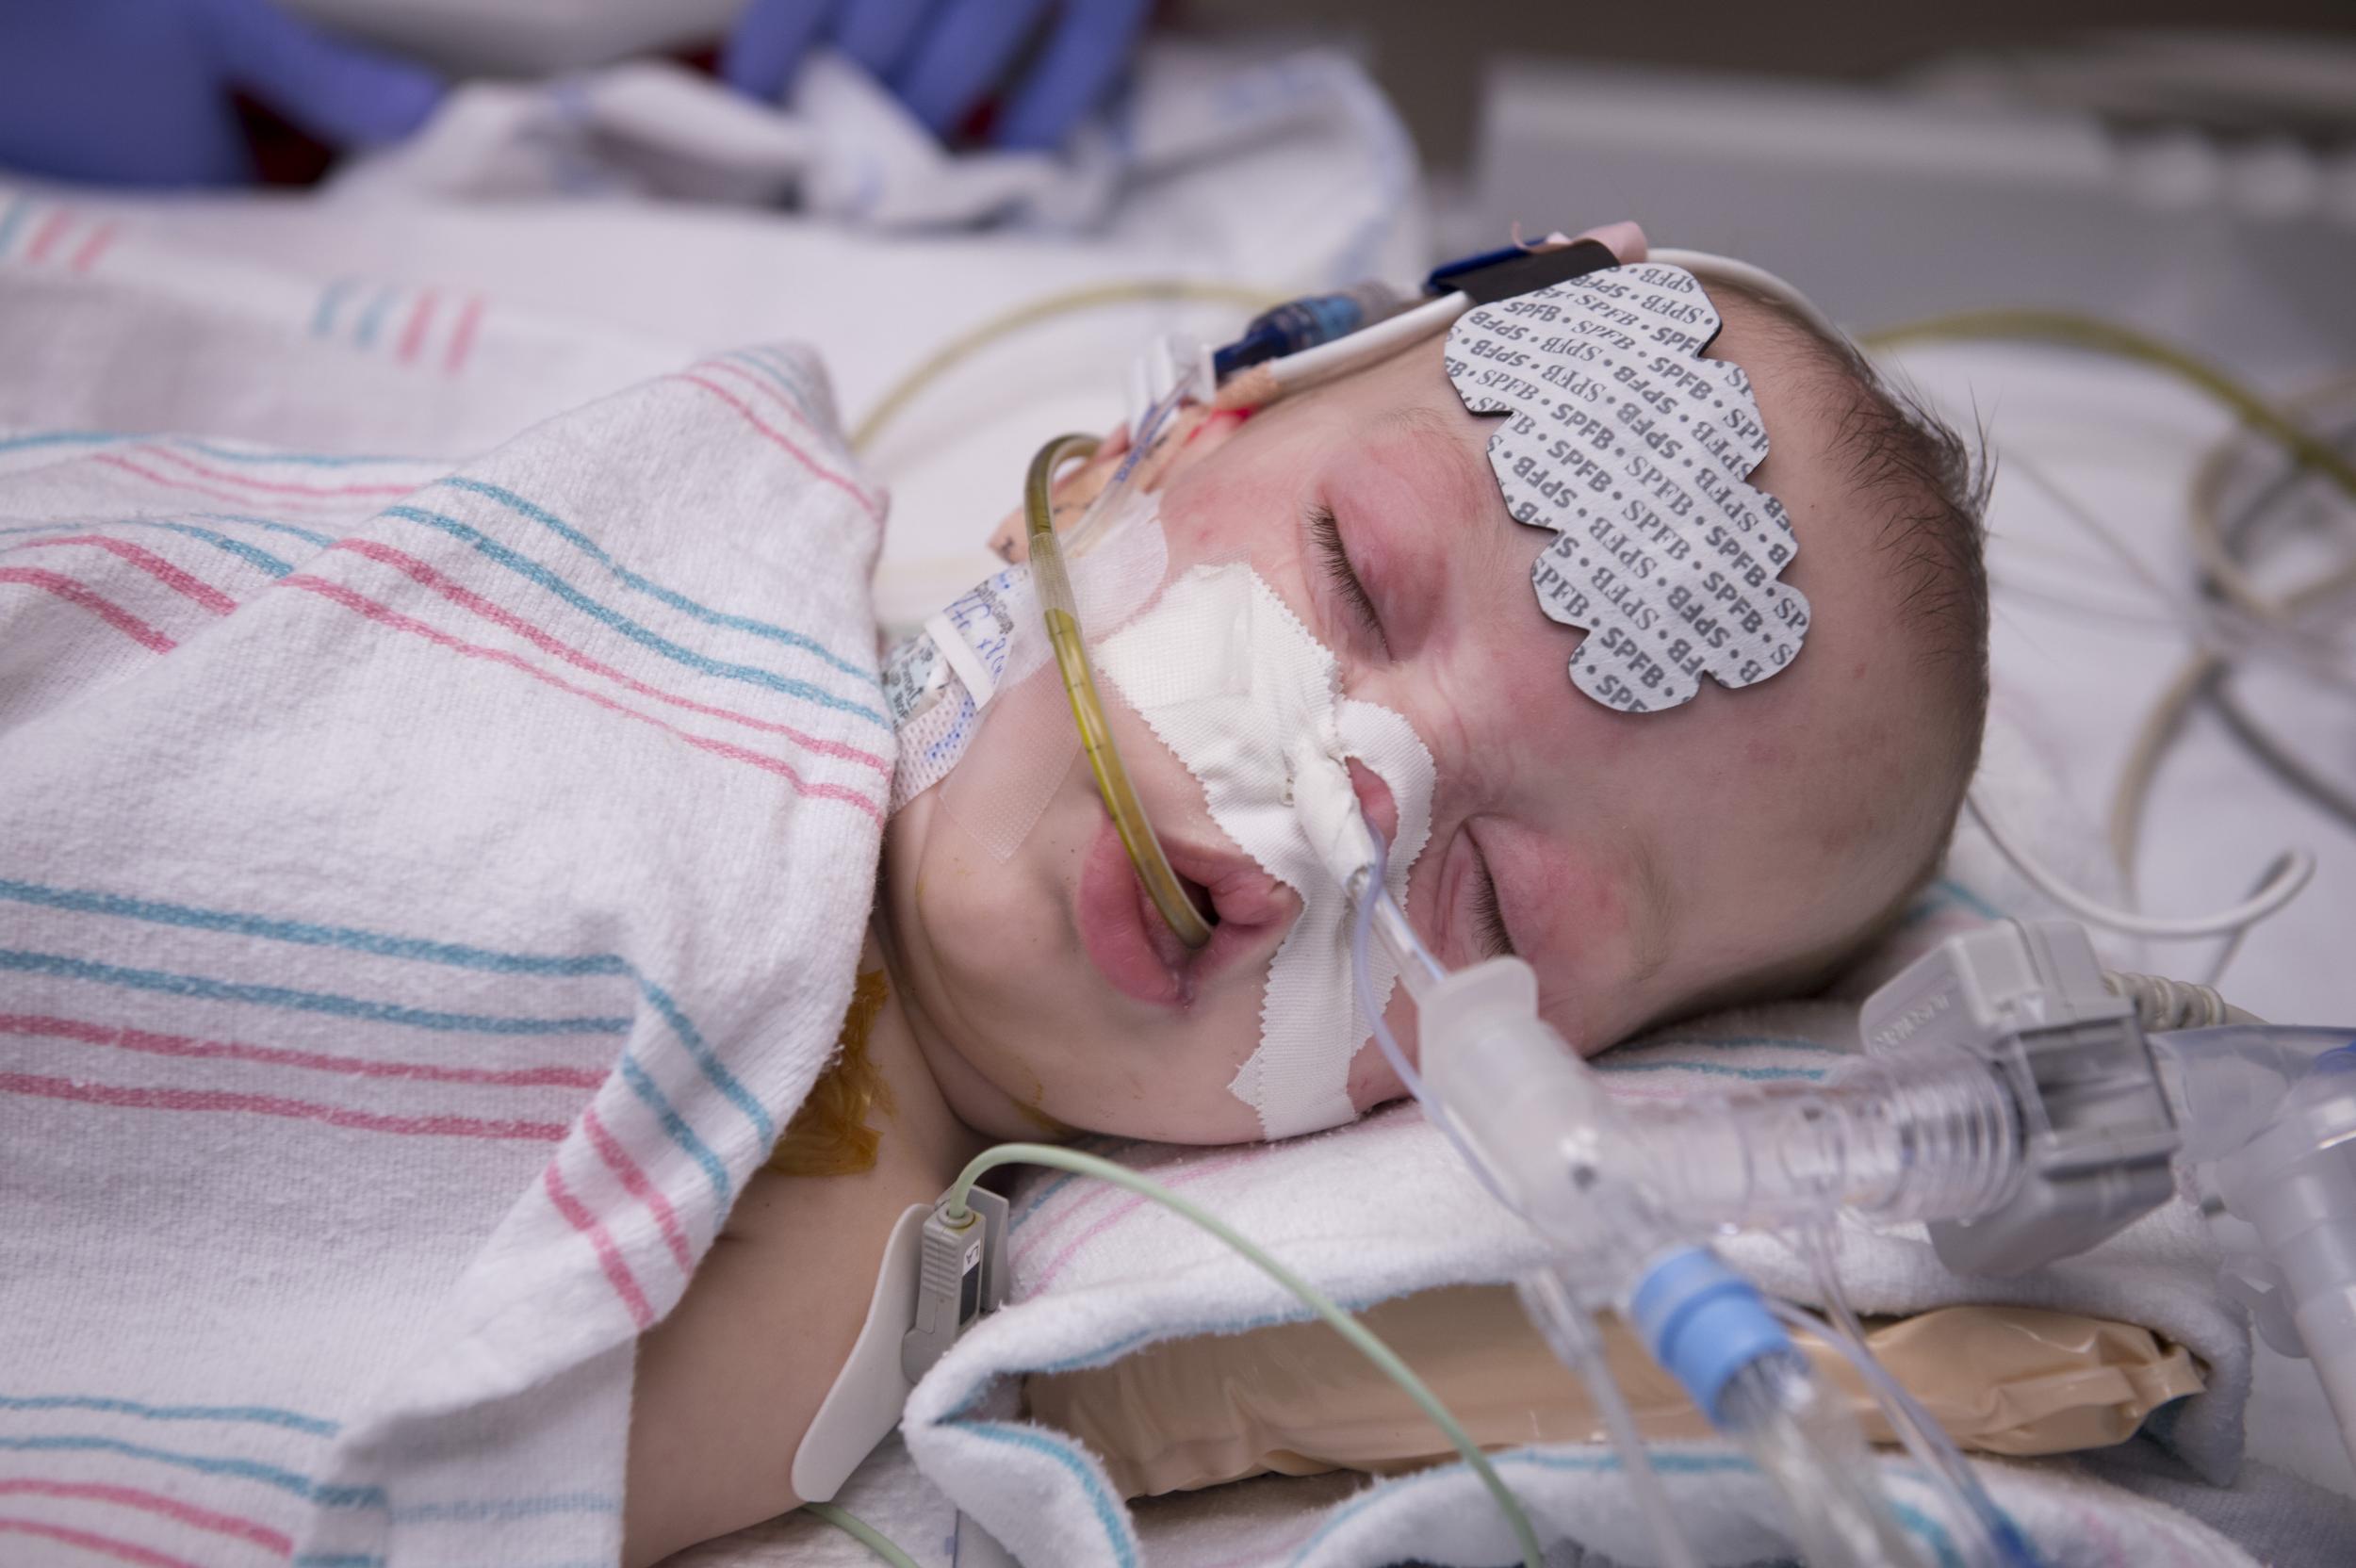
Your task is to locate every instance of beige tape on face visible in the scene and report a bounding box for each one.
[1445,261,1810,714]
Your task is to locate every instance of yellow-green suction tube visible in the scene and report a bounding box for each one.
[1025,434,1216,950]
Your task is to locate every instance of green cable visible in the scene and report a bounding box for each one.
[805,1499,924,1568]
[943,1142,1546,1568]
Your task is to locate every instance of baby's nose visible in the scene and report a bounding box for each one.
[1347,759,1400,851]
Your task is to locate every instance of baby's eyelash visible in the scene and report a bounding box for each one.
[1471,859,1514,960]
[1308,505,1386,650]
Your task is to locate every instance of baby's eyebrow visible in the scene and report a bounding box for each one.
[1370,406,1507,542]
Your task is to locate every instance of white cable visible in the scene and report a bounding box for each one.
[1650,248,1844,340]
[1252,247,1838,406]
[1965,791,2315,939]
[1263,291,1470,395]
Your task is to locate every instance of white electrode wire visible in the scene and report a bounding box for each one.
[2108,408,2356,917]
[1650,248,1844,340]
[1964,791,2314,939]
[1981,446,2323,946]
[1252,247,1838,405]
[2201,852,2297,988]
[1258,290,1469,397]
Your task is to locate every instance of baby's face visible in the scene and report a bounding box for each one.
[883,292,1946,1144]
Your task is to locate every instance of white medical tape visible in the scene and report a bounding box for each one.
[1445,261,1810,714]
[883,490,1169,818]
[1099,564,1434,1140]
[924,611,1000,707]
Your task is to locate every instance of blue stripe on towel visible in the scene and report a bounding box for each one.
[956,1422,1137,1568]
[439,477,875,688]
[381,505,886,729]
[0,1393,335,1436]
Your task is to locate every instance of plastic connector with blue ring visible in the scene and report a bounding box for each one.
[1629,1246,1793,1427]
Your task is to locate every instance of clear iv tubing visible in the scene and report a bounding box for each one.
[1346,836,1949,1568]
[1715,1348,1939,1568]
[1346,833,1541,1222]
[1023,433,1214,949]
[1517,1265,1703,1568]
[1790,1233,2039,1568]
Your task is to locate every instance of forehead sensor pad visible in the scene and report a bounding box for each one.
[1444,261,1810,714]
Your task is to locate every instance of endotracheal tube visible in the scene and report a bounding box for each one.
[1341,827,2031,1568]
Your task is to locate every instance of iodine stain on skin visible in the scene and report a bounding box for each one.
[767,971,895,1178]
[1010,1062,1074,1139]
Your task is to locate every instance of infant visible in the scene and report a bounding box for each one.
[624,260,1990,1560]
[0,239,1984,1568]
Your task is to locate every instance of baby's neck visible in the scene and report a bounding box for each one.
[843,929,991,1193]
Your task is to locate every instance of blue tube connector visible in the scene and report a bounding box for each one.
[1629,1247,1794,1427]
[1211,283,1402,380]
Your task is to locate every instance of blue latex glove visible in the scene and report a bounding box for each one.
[0,0,443,187]
[724,0,1151,152]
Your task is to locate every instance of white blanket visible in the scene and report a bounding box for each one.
[0,312,888,1562]
[895,887,2262,1568]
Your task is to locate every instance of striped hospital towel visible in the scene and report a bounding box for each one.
[0,343,890,1565]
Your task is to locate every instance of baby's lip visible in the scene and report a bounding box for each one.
[1076,822,1297,1009]
[1155,836,1291,932]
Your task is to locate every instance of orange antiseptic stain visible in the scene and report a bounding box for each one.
[767,971,894,1178]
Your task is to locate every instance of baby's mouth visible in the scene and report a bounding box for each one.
[1078,822,1293,1009]
[1137,870,1216,978]
[1147,841,1294,999]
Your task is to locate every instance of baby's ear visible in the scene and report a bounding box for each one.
[981,407,1250,564]
[981,429,1126,564]
[1132,405,1252,496]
